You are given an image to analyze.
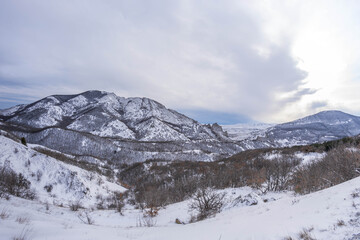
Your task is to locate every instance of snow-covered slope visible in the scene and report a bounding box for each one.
[1,174,360,239]
[0,131,126,207]
[222,122,275,141]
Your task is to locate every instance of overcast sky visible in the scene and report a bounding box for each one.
[1,0,360,124]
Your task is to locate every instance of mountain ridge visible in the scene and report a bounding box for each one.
[0,90,230,142]
[2,91,360,163]
[0,90,240,163]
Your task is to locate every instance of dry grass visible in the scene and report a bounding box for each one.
[16,216,30,224]
[0,207,10,219]
[337,219,346,227]
[298,227,316,240]
[12,226,32,240]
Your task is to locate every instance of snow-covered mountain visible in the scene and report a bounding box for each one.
[0,91,241,163]
[0,90,228,141]
[222,111,360,149]
[263,110,360,147]
[1,91,360,163]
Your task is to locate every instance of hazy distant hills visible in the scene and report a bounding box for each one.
[1,91,360,163]
[261,110,360,147]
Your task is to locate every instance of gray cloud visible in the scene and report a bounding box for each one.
[309,101,328,110]
[280,88,317,104]
[0,0,308,122]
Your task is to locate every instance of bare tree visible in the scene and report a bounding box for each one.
[189,187,226,221]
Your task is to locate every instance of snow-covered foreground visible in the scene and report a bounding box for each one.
[1,177,360,240]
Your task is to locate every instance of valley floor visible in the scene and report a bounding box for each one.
[2,177,360,240]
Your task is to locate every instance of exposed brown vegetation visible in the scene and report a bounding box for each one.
[119,136,360,208]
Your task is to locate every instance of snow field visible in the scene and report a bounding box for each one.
[1,176,360,239]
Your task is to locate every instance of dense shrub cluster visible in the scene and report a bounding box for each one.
[0,165,36,200]
[119,154,301,207]
[119,136,360,209]
[95,191,126,214]
[292,147,360,194]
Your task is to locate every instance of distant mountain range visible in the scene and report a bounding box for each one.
[224,110,360,147]
[1,91,360,163]
[263,110,360,146]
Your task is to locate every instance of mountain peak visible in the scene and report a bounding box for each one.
[291,110,358,125]
[0,91,230,142]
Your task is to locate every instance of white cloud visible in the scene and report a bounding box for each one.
[1,0,358,123]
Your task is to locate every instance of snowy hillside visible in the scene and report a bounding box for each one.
[0,131,126,207]
[1,174,360,239]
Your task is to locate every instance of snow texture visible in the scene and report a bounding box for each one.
[0,132,125,207]
[1,173,360,239]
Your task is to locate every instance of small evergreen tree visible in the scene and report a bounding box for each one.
[21,137,27,146]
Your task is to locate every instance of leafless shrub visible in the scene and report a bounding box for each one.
[95,194,105,210]
[12,226,32,240]
[106,191,125,215]
[0,207,10,219]
[0,165,36,200]
[16,216,30,224]
[298,227,316,240]
[97,177,104,186]
[69,200,82,211]
[136,215,156,227]
[352,188,360,198]
[78,211,94,225]
[0,191,10,200]
[283,237,294,240]
[189,214,197,223]
[337,219,345,226]
[293,147,360,194]
[261,156,301,192]
[189,187,226,221]
[143,206,160,218]
[87,172,95,181]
